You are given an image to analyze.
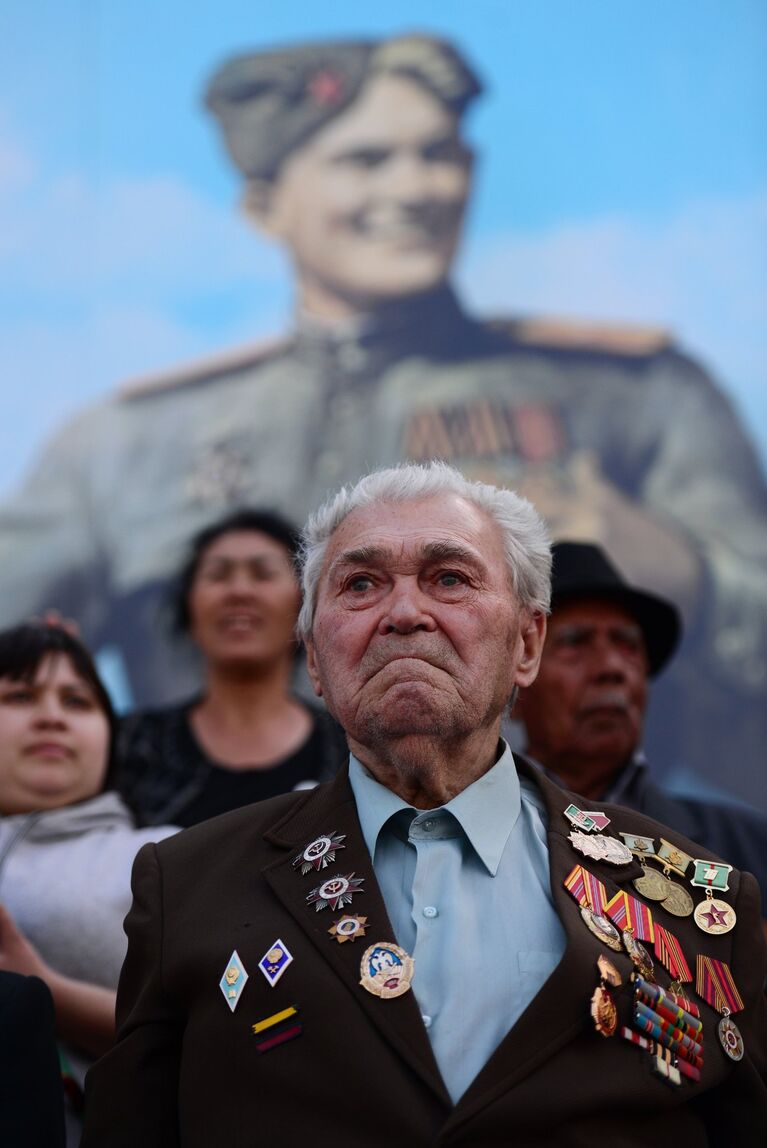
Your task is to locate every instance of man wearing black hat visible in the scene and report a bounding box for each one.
[0,32,764,816]
[515,541,767,907]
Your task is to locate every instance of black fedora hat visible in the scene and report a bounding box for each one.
[549,541,681,677]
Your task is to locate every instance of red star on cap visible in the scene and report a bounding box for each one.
[307,69,345,107]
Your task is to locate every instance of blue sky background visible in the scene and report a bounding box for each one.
[1,0,765,492]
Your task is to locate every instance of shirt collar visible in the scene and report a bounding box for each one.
[348,741,522,876]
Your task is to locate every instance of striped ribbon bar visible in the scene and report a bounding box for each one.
[564,864,587,906]
[623,892,655,942]
[564,864,608,912]
[633,1005,704,1070]
[696,956,745,1016]
[675,1056,702,1084]
[582,869,609,915]
[666,987,701,1019]
[634,1001,704,1059]
[634,976,702,1037]
[605,889,628,928]
[606,889,654,941]
[654,925,692,984]
[621,1026,701,1083]
[620,1025,653,1052]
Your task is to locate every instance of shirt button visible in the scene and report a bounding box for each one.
[422,906,439,919]
[422,1014,432,1029]
[422,819,435,831]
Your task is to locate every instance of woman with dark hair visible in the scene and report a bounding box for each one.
[0,622,176,1144]
[116,508,346,827]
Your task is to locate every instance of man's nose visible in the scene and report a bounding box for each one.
[383,153,433,203]
[593,639,631,680]
[378,581,438,635]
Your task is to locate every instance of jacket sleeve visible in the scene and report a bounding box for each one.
[82,842,182,1147]
[691,871,767,1143]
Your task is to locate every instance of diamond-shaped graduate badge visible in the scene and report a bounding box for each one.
[220,949,249,1012]
[258,939,294,988]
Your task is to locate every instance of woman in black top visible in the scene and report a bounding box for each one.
[116,509,346,827]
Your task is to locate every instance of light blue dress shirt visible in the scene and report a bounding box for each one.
[349,742,566,1103]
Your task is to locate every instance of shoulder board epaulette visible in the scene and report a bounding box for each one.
[117,335,292,401]
[488,315,672,357]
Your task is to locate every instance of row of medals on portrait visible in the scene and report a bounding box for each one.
[217,813,745,1068]
[563,802,746,1078]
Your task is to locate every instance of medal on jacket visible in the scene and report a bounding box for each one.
[258,939,294,988]
[653,924,693,988]
[651,838,695,917]
[563,803,598,832]
[219,949,249,1012]
[328,914,368,943]
[690,861,736,934]
[619,833,667,901]
[359,942,414,1000]
[293,831,346,874]
[591,955,621,1037]
[696,955,745,1061]
[569,831,633,866]
[604,889,655,943]
[564,865,622,951]
[306,873,365,912]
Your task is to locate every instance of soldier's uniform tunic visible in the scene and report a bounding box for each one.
[1,288,765,804]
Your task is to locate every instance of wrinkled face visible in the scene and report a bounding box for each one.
[253,73,472,309]
[517,599,649,775]
[305,495,544,749]
[188,530,301,670]
[0,654,110,814]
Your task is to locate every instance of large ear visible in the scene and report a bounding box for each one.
[304,637,324,699]
[241,178,283,238]
[513,610,547,689]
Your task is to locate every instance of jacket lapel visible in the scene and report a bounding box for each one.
[261,766,451,1107]
[444,759,643,1131]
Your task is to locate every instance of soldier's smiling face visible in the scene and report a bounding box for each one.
[249,73,473,317]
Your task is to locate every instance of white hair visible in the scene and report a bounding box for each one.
[298,461,551,639]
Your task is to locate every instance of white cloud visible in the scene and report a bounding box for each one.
[0,133,285,297]
[457,193,767,466]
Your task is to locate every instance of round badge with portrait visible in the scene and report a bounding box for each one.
[359,942,414,999]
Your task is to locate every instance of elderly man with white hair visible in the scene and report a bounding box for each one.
[83,463,767,1147]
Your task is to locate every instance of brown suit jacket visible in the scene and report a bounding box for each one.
[83,757,767,1146]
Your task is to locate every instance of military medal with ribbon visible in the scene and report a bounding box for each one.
[604,889,656,978]
[619,833,668,902]
[690,860,736,934]
[654,924,693,994]
[696,955,745,1061]
[563,865,622,951]
[652,838,695,917]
